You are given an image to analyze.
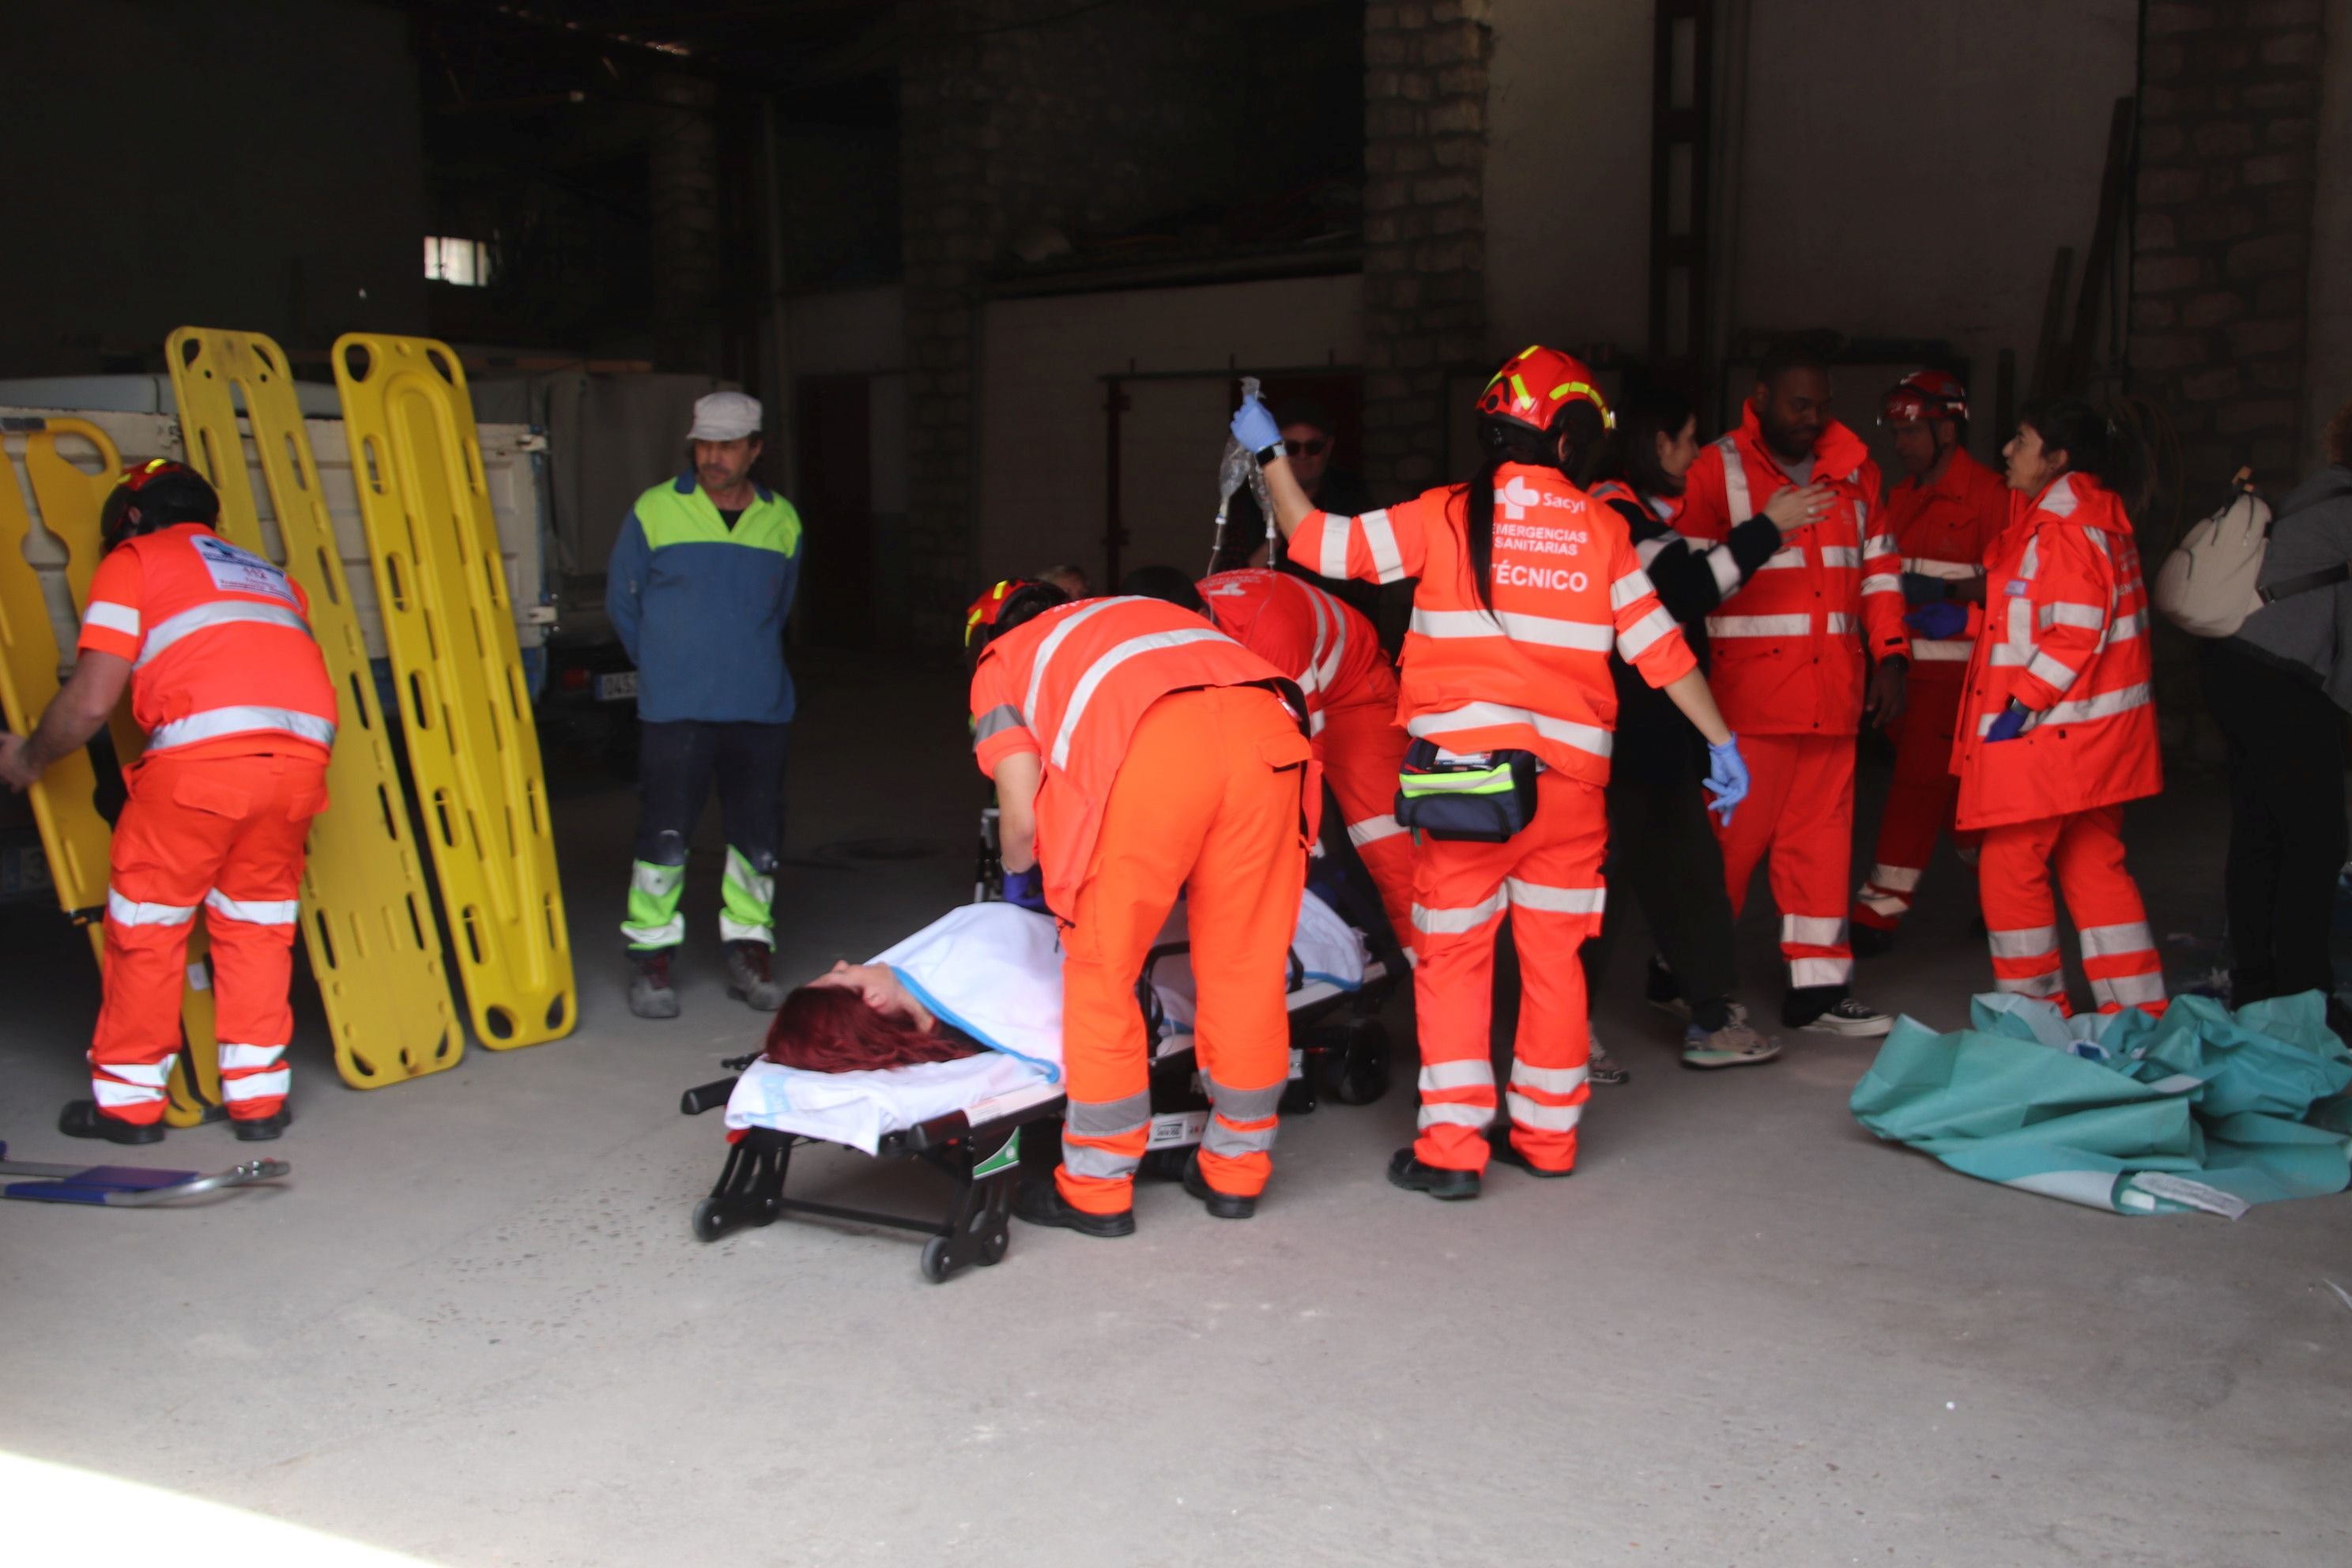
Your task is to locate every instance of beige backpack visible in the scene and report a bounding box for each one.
[2153,473,2273,637]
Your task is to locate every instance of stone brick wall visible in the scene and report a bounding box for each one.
[1362,2,1491,499]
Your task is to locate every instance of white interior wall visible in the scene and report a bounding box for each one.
[2309,0,2352,468]
[977,275,1363,589]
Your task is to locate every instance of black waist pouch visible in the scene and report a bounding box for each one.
[1393,739,1541,843]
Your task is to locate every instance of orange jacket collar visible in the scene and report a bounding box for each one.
[1737,402,1869,483]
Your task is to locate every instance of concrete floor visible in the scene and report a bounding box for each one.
[2,655,2346,1567]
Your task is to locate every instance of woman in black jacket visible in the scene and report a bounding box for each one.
[1577,386,1829,1072]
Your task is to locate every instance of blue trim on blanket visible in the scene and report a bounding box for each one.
[888,965,1062,1084]
[1301,971,1363,993]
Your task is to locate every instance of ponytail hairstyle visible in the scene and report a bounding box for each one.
[2017,396,2156,518]
[1463,400,1608,612]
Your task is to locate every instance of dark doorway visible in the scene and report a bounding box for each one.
[793,375,875,647]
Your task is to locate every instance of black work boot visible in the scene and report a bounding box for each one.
[1487,1127,1574,1178]
[232,1107,292,1142]
[1012,1175,1135,1238]
[58,1099,164,1146]
[1182,1152,1257,1219]
[629,950,681,1020]
[724,940,786,1012]
[1386,1146,1480,1200]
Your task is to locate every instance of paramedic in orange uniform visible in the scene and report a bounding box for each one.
[1954,398,2165,1015]
[0,461,336,1144]
[1850,371,2011,949]
[1246,347,1751,1198]
[1123,564,1415,943]
[1676,334,1909,1038]
[967,583,1318,1234]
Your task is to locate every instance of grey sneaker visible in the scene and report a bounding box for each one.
[629,951,681,1020]
[1682,1004,1782,1069]
[724,940,786,1012]
[1800,997,1894,1038]
[1587,1023,1630,1086]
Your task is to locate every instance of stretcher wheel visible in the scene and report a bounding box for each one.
[1324,1018,1393,1106]
[691,1198,726,1242]
[978,1227,1009,1266]
[921,1236,954,1283]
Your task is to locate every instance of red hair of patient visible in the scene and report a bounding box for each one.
[763,985,979,1072]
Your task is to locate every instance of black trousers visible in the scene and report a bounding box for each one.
[1581,737,1742,1032]
[2199,643,2346,1003]
[628,720,790,949]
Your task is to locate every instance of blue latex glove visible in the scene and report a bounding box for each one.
[1986,703,2031,743]
[1904,600,1969,640]
[1231,395,1282,454]
[1000,865,1048,913]
[1703,735,1750,824]
[1901,571,1952,607]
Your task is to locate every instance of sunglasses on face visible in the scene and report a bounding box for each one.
[1283,437,1330,458]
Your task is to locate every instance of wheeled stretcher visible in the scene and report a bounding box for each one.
[682,816,1405,1282]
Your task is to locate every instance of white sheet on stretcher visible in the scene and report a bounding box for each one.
[722,893,1368,1154]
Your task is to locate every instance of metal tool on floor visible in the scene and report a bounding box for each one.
[0,1140,289,1207]
[167,326,466,1088]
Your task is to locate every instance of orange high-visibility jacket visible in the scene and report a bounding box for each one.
[1287,462,1698,785]
[1886,445,2010,676]
[970,596,1316,912]
[76,522,337,763]
[1196,568,1393,730]
[1676,408,1909,734]
[1951,473,2161,831]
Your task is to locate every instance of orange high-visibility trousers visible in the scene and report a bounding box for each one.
[1315,695,1415,944]
[92,752,327,1125]
[1854,675,1973,931]
[1409,770,1608,1174]
[1057,687,1312,1215]
[1978,805,2166,1016]
[1714,732,1855,992]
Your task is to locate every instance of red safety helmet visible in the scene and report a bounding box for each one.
[965,578,1043,648]
[100,458,220,553]
[1476,345,1615,435]
[1880,369,1969,427]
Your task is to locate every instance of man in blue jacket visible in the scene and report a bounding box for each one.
[607,391,803,1019]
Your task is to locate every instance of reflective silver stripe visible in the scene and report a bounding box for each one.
[2017,537,2042,581]
[1758,547,1806,571]
[1304,582,1344,692]
[92,1080,165,1109]
[95,1059,175,1088]
[1418,1102,1495,1130]
[1615,605,1678,661]
[1609,567,1657,611]
[1412,890,1510,936]
[1318,514,1350,579]
[84,601,140,636]
[1203,1118,1278,1158]
[1418,1059,1494,1093]
[1781,914,1847,946]
[147,706,336,752]
[1903,557,1981,580]
[1346,813,1405,846]
[1826,612,1856,633]
[1021,597,1119,724]
[222,1068,291,1102]
[135,601,312,669]
[2078,920,2155,959]
[1411,607,1614,651]
[1996,969,2066,999]
[1510,1061,1588,1095]
[1706,613,1810,637]
[1504,1091,1583,1131]
[1988,925,2060,959]
[1309,709,1327,736]
[2085,527,2114,559]
[217,1042,285,1070]
[718,915,771,945]
[631,861,683,896]
[1634,533,1679,567]
[1062,1143,1141,1179]
[1820,546,1861,568]
[1854,492,1870,529]
[1408,701,1613,758]
[1066,1091,1153,1136]
[1050,627,1229,768]
[1719,439,1751,523]
[1359,509,1405,583]
[1861,535,1898,560]
[1704,545,1742,597]
[2090,971,2166,1007]
[2041,602,2106,631]
[2026,651,2078,690]
[107,890,199,927]
[1859,575,1902,595]
[1911,638,1973,661]
[1789,956,1852,987]
[204,890,298,925]
[1504,878,1604,916]
[1865,863,1922,893]
[1856,889,1909,917]
[2042,681,2150,726]
[2038,475,2080,517]
[1204,1079,1286,1122]
[620,915,684,946]
[1990,643,2031,666]
[2107,609,2148,643]
[973,703,1025,744]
